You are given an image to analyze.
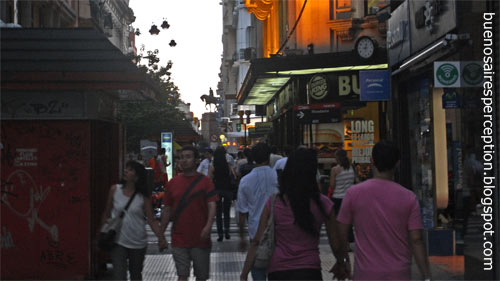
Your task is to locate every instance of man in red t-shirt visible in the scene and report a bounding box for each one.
[160,145,217,281]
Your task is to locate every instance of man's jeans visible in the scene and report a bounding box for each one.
[251,267,267,281]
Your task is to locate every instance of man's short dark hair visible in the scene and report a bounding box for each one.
[283,145,293,156]
[252,142,271,164]
[181,145,199,159]
[270,145,279,154]
[372,140,400,172]
[160,147,166,153]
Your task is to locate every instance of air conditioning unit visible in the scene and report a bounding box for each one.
[240,48,255,61]
[230,103,239,116]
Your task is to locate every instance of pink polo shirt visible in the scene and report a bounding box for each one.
[267,194,333,273]
[337,178,423,280]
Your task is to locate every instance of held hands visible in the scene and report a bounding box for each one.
[200,226,211,240]
[158,235,168,252]
[330,261,351,280]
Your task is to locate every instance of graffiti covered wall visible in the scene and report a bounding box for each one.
[1,121,90,279]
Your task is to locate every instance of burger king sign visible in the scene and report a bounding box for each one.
[309,75,328,100]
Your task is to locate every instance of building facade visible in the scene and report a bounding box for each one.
[0,0,136,54]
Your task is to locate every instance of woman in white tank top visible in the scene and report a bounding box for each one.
[100,161,166,280]
[328,149,356,215]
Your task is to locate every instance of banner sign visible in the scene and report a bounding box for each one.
[360,70,391,101]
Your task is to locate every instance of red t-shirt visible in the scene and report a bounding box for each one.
[165,173,218,248]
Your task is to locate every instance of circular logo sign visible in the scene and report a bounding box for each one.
[436,63,459,86]
[309,75,328,100]
[462,62,483,85]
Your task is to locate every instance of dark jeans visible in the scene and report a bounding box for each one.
[268,268,322,281]
[332,197,354,243]
[110,244,147,280]
[216,189,233,237]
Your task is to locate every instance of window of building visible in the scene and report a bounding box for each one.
[366,0,390,15]
[329,0,352,20]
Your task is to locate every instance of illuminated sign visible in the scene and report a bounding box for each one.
[161,132,173,180]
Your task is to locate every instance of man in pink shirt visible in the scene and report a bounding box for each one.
[337,140,431,280]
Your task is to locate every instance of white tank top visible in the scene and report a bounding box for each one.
[333,166,355,199]
[112,185,147,249]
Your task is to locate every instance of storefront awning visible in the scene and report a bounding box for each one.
[0,28,162,100]
[237,50,388,105]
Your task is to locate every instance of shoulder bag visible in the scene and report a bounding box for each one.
[98,190,137,251]
[254,194,277,269]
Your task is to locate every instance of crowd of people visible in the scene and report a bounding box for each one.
[100,141,431,281]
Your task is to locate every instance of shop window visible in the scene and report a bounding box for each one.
[329,0,352,20]
[406,78,435,229]
[366,0,390,15]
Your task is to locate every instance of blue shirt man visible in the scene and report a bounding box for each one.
[236,142,278,281]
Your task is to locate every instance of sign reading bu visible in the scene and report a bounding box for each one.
[294,103,341,124]
[360,70,390,101]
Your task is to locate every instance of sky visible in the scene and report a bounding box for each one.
[129,0,223,119]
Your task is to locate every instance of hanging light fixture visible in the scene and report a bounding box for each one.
[134,28,141,36]
[161,19,170,29]
[169,39,177,47]
[149,23,160,35]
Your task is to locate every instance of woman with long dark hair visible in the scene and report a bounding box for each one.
[328,149,356,215]
[209,147,236,241]
[100,161,166,280]
[240,148,349,281]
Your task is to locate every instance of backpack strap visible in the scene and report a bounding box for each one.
[171,174,205,231]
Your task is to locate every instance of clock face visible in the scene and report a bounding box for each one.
[356,37,375,59]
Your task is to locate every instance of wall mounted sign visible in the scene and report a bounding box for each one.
[359,70,391,101]
[410,0,457,56]
[309,75,328,100]
[461,61,484,87]
[442,89,460,109]
[387,0,411,67]
[434,62,460,88]
[294,103,341,124]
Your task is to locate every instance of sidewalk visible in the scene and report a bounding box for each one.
[99,214,464,280]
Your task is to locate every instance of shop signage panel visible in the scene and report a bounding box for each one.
[309,75,328,100]
[409,0,457,56]
[387,0,411,67]
[255,122,273,135]
[359,70,391,101]
[161,132,173,180]
[442,89,460,109]
[434,62,460,88]
[461,61,484,87]
[294,103,341,124]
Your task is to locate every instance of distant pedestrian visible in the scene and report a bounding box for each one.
[236,150,247,171]
[155,148,170,188]
[336,140,431,280]
[328,149,356,215]
[237,148,255,179]
[269,145,282,168]
[160,146,217,281]
[209,147,236,242]
[196,148,213,176]
[100,161,166,280]
[240,147,348,281]
[273,145,293,173]
[236,142,278,281]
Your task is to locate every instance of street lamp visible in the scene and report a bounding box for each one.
[238,110,252,147]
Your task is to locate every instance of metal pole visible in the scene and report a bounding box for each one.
[244,123,247,147]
